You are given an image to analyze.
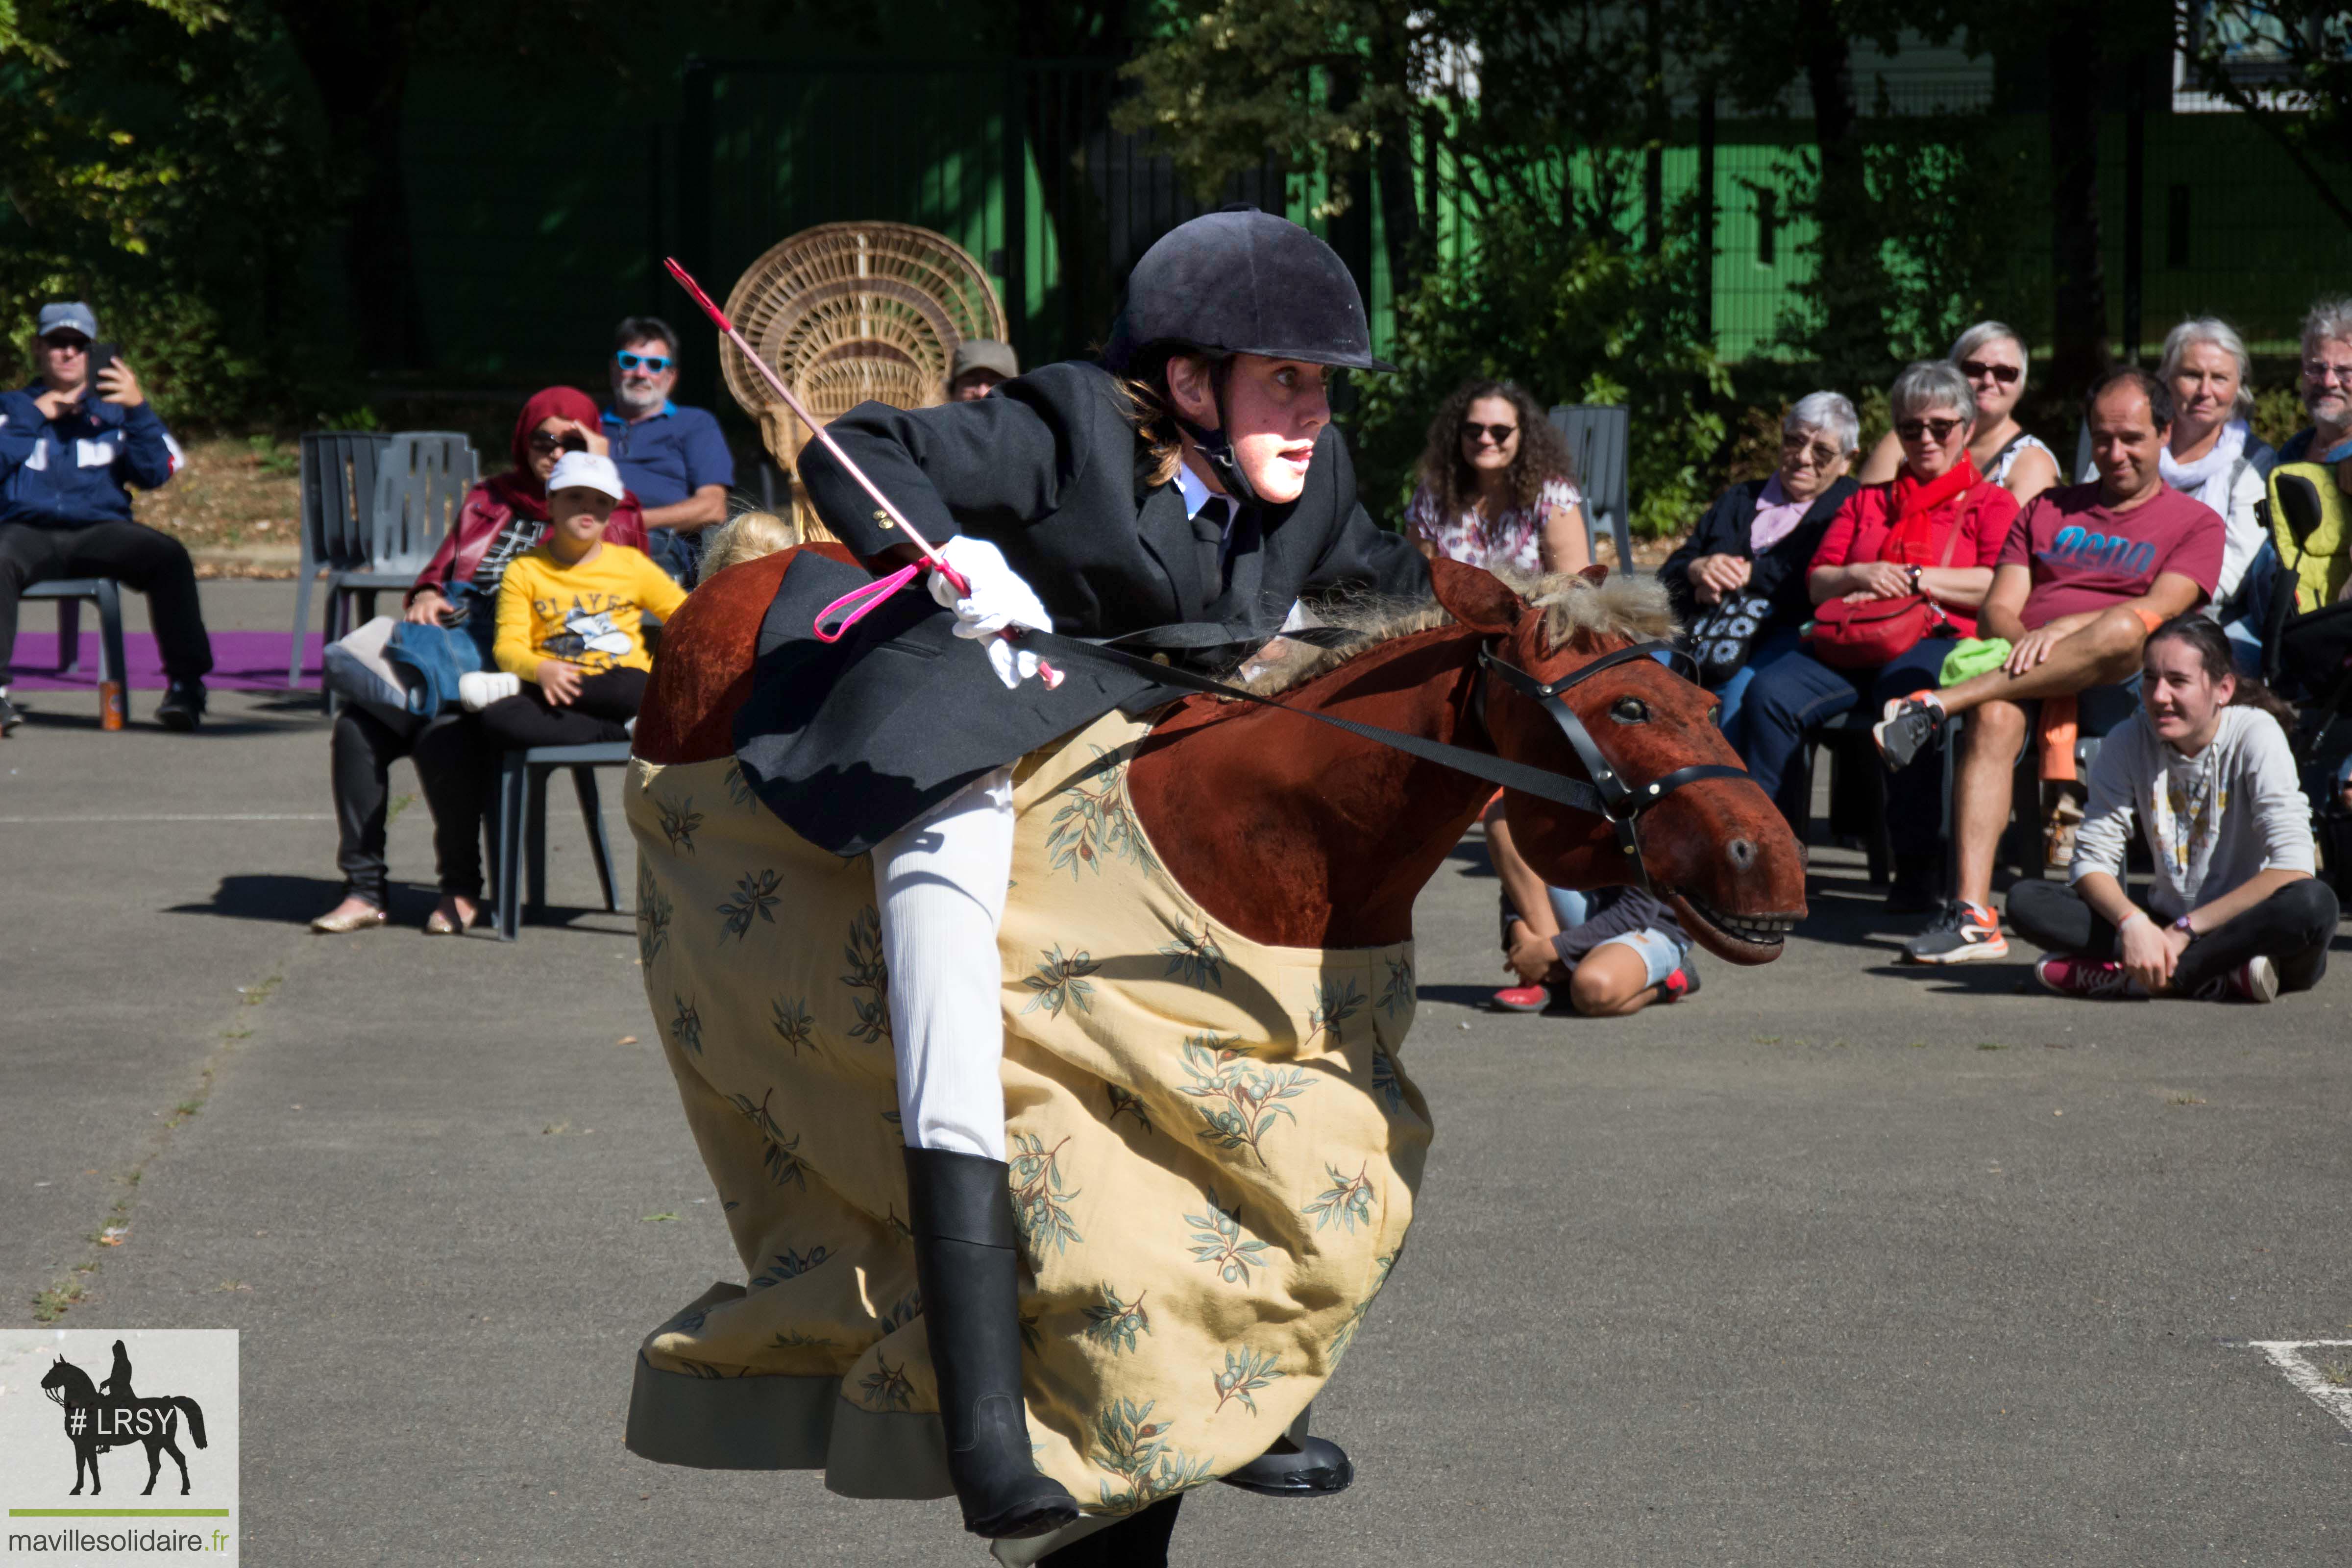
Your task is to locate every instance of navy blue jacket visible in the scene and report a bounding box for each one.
[1658,475,1858,635]
[0,385,178,527]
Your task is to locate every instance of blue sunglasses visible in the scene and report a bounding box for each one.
[615,351,674,373]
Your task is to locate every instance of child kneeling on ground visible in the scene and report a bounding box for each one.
[2013,613,2337,1002]
[462,451,687,746]
[1495,884,1698,1017]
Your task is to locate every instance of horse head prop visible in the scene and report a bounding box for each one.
[1434,559,1804,962]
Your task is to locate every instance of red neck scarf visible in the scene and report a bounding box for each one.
[483,386,603,522]
[1884,454,1981,564]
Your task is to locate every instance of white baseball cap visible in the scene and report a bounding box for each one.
[546,451,625,501]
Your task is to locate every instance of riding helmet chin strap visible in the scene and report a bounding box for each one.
[1172,356,1265,508]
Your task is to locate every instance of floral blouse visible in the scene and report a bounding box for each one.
[1405,476,1582,575]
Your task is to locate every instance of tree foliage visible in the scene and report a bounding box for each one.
[0,0,323,418]
[1349,195,1729,539]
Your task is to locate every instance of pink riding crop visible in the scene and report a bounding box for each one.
[662,258,1062,687]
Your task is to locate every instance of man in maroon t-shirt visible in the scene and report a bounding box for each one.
[1871,368,2225,963]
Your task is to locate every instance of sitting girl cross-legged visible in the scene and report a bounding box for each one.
[466,451,686,749]
[2012,614,2337,1002]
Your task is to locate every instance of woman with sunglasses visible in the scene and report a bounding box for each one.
[1737,361,2018,913]
[1858,321,2059,508]
[311,387,650,936]
[1405,380,1590,575]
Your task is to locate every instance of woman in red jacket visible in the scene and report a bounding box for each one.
[1734,361,2017,914]
[311,387,650,935]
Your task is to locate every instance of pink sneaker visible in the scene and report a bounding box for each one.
[2034,955,2144,1000]
[1490,983,1550,1013]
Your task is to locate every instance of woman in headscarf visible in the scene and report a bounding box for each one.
[311,387,649,936]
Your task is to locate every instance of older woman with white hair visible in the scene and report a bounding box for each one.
[1660,390,1862,744]
[1858,320,2060,506]
[1739,361,2020,912]
[2147,318,2276,605]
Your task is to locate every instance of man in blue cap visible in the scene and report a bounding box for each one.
[600,316,734,584]
[0,302,212,734]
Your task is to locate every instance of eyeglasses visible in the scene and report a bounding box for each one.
[615,351,674,374]
[2306,360,2352,387]
[1461,422,1518,444]
[1779,434,1842,465]
[1958,359,2021,385]
[40,334,89,352]
[527,433,587,454]
[1894,417,1965,442]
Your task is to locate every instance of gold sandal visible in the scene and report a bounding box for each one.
[311,904,388,934]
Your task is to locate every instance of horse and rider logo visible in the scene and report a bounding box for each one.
[37,1339,209,1495]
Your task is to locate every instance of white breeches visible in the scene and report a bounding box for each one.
[871,767,1016,1161]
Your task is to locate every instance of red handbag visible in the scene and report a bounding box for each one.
[1804,510,1964,670]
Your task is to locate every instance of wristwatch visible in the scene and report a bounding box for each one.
[2172,913,2196,936]
[1906,564,1923,593]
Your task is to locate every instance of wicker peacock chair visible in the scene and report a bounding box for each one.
[721,222,1009,544]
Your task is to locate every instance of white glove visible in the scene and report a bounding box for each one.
[929,536,1051,689]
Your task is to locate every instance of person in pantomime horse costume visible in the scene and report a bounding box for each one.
[625,207,1434,1562]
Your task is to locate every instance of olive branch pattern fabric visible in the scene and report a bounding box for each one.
[624,708,1429,1514]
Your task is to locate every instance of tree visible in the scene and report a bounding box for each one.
[2176,0,2352,234]
[1114,0,1438,301]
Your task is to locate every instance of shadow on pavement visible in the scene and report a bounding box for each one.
[167,873,344,925]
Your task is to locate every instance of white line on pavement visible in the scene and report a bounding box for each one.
[0,813,336,823]
[2249,1340,2352,1435]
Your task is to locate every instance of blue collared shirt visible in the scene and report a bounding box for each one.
[599,401,735,509]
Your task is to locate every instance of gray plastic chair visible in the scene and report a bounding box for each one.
[493,741,629,940]
[1547,404,1634,570]
[291,432,392,686]
[292,431,478,709]
[369,432,475,580]
[22,578,128,727]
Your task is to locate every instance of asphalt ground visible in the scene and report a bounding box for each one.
[3,581,2348,1565]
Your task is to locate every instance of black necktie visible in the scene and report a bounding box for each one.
[1190,497,1228,600]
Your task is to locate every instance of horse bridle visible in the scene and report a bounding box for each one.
[1474,639,1750,896]
[1017,625,1750,897]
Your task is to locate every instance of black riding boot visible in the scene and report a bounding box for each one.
[1219,1405,1354,1497]
[906,1147,1080,1540]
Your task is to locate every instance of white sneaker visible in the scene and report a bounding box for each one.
[457,671,520,712]
[2233,955,2280,1003]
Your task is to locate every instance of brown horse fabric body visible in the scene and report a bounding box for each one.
[626,705,1427,1518]
[623,547,1802,1535]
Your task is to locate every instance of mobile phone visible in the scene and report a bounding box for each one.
[85,343,118,391]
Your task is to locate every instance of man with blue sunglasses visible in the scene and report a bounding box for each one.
[601,315,734,583]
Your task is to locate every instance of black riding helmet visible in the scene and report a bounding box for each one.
[1104,205,1392,504]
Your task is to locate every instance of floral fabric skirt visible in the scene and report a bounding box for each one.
[623,708,1429,1523]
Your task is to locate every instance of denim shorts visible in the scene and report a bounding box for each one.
[1593,926,1687,988]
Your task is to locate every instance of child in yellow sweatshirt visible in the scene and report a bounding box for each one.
[476,451,686,750]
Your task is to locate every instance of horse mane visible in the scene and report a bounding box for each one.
[1237,568,1679,696]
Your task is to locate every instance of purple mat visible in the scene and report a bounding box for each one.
[10,630,323,692]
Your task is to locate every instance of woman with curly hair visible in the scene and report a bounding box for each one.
[1406,380,1590,575]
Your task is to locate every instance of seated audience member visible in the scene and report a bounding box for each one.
[312,387,648,937]
[1493,882,1698,1017]
[696,509,797,578]
[947,340,1019,402]
[2149,318,2274,607]
[1739,361,2014,913]
[2277,296,2352,465]
[1857,321,2060,508]
[0,301,210,734]
[1876,368,2227,963]
[2014,615,2333,1002]
[1407,379,1591,575]
[1660,391,1861,744]
[473,451,686,751]
[601,316,733,584]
